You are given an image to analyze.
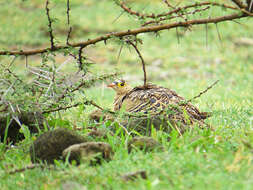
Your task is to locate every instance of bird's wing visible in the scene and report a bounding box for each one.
[120,84,209,120]
[121,84,185,113]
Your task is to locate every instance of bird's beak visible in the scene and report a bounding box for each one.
[107,83,116,88]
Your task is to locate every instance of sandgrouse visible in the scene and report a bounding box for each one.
[107,79,210,127]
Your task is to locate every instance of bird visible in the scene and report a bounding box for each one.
[107,79,210,126]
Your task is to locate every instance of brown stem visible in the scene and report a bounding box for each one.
[127,40,147,87]
[42,102,81,114]
[142,6,210,26]
[66,0,72,45]
[187,80,219,103]
[45,0,55,50]
[120,1,239,19]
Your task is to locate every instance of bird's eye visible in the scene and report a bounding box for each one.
[118,82,125,87]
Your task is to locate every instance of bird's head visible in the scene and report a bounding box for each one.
[107,79,132,95]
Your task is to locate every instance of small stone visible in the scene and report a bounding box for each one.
[62,142,113,165]
[127,136,163,153]
[30,128,88,164]
[121,170,147,181]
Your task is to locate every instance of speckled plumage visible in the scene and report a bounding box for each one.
[110,82,209,123]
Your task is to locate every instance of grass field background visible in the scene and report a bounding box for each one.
[0,0,252,189]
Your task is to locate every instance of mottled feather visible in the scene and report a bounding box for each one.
[112,83,209,121]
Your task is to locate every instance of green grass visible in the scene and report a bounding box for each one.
[0,0,253,189]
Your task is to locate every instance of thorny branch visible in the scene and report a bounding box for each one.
[78,46,85,71]
[66,0,72,45]
[119,1,239,20]
[45,0,55,50]
[187,80,220,103]
[0,1,252,56]
[142,6,211,27]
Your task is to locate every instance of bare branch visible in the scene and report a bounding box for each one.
[127,39,147,87]
[66,27,72,45]
[45,0,55,50]
[66,0,71,25]
[42,102,81,114]
[83,99,115,114]
[78,46,85,71]
[163,0,175,9]
[66,0,72,45]
[120,1,239,19]
[187,80,220,103]
[142,6,210,26]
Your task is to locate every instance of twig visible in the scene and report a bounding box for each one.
[42,102,82,114]
[45,0,55,50]
[215,23,222,44]
[142,6,210,26]
[66,0,71,25]
[66,0,72,45]
[163,0,175,9]
[231,0,246,8]
[120,1,239,19]
[78,46,85,71]
[8,164,53,175]
[66,27,72,45]
[187,80,219,103]
[83,99,115,114]
[127,40,147,87]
